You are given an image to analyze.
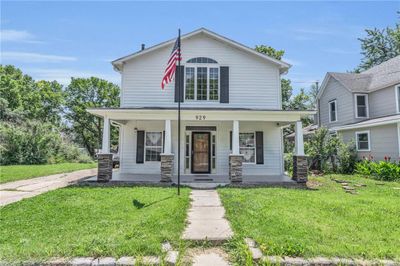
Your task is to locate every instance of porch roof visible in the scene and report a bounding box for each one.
[87,107,315,123]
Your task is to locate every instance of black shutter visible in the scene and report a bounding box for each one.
[256,131,264,164]
[220,66,229,103]
[175,65,184,102]
[136,130,145,163]
[229,131,232,150]
[162,131,165,153]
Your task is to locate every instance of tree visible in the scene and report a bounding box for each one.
[255,45,285,60]
[356,17,400,72]
[255,45,293,110]
[308,83,319,109]
[0,65,64,124]
[64,77,120,157]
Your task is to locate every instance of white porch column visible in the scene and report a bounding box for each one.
[164,119,172,154]
[102,116,110,153]
[294,120,305,156]
[232,120,240,155]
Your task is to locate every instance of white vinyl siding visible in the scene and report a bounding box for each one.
[120,34,281,109]
[340,124,399,161]
[396,85,400,113]
[319,78,355,128]
[369,85,398,117]
[119,120,283,176]
[355,94,369,118]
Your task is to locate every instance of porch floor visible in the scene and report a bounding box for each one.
[83,171,298,188]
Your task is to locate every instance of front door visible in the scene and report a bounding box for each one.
[191,132,211,173]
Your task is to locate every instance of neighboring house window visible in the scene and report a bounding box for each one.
[329,100,337,122]
[396,85,400,113]
[356,131,370,151]
[239,133,255,163]
[355,94,368,118]
[185,57,219,101]
[145,132,163,161]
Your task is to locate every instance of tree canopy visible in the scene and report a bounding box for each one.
[356,16,400,72]
[64,77,120,157]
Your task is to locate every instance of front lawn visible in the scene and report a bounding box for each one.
[0,163,97,184]
[219,175,400,261]
[0,186,190,261]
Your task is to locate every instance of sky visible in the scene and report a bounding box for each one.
[1,1,399,94]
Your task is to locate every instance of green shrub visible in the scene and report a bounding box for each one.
[0,120,93,165]
[355,158,400,181]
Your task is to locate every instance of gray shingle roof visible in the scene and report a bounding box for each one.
[329,55,400,92]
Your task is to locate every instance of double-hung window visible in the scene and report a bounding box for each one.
[185,57,219,101]
[329,100,337,122]
[355,94,368,118]
[396,85,400,113]
[239,133,255,163]
[356,131,370,151]
[145,132,163,161]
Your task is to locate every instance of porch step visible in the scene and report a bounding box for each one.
[194,178,214,182]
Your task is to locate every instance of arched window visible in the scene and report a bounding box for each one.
[185,57,219,101]
[186,57,218,64]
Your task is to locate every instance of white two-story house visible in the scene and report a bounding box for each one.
[317,56,400,161]
[88,28,314,184]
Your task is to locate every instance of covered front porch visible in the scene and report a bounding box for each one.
[88,107,314,185]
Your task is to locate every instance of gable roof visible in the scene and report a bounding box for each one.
[317,55,400,98]
[112,28,291,73]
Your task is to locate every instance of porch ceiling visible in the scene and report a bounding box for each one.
[87,107,315,123]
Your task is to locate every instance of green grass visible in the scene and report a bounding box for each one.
[219,175,400,261]
[0,186,190,261]
[0,163,97,184]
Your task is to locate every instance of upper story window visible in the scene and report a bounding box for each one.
[396,85,400,113]
[185,57,219,101]
[329,100,337,123]
[355,94,369,118]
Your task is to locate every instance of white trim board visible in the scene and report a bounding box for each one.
[333,114,400,131]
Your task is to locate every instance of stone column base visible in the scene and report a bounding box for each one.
[292,155,308,183]
[229,154,244,183]
[161,154,174,182]
[97,153,113,182]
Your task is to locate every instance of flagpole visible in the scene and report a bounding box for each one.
[177,28,181,196]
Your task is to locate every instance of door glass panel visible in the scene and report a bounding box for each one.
[192,133,210,173]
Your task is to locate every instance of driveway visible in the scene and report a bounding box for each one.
[0,168,97,206]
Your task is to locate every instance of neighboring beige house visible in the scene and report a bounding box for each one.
[88,28,314,184]
[317,56,400,161]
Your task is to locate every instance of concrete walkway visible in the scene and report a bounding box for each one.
[182,190,233,242]
[0,168,97,206]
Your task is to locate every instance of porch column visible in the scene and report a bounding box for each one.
[229,120,243,183]
[97,116,112,182]
[160,119,173,182]
[102,116,110,153]
[292,120,308,183]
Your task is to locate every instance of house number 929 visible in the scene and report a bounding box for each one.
[195,115,206,121]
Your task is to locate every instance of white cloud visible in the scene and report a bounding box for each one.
[2,51,77,63]
[1,29,43,43]
[26,68,120,85]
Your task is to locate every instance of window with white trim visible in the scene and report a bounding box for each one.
[356,131,370,151]
[185,57,219,101]
[396,85,400,113]
[329,100,337,122]
[355,94,368,118]
[145,132,163,161]
[239,133,255,163]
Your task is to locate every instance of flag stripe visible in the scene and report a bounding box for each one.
[161,36,181,89]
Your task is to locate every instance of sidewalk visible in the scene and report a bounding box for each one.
[182,189,233,242]
[0,168,97,206]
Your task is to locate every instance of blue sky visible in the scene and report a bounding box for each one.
[1,1,398,94]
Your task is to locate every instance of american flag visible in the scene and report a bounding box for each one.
[161,36,181,89]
